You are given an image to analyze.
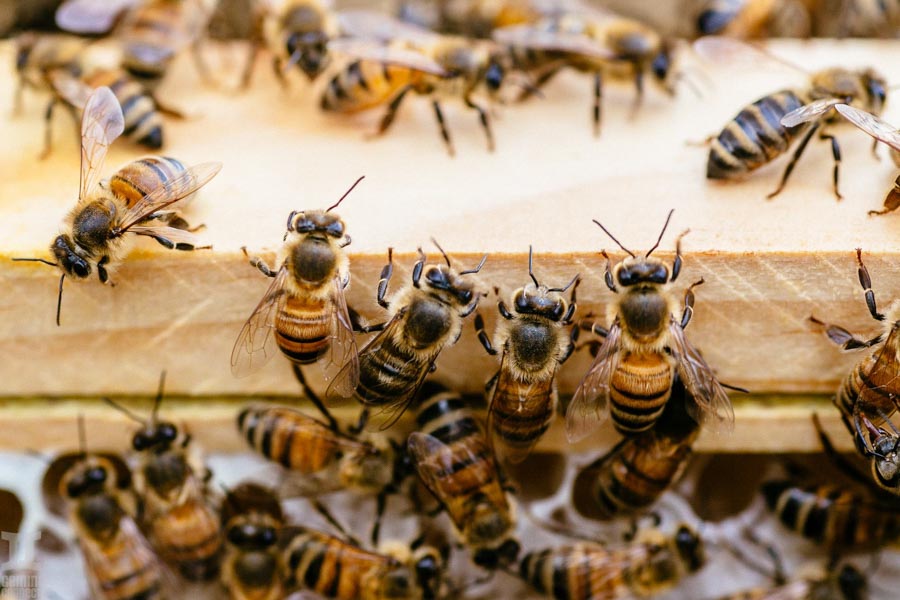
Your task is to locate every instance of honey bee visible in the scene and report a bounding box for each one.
[13,32,87,114]
[695,0,812,38]
[220,483,286,600]
[282,526,443,600]
[715,564,868,600]
[231,177,364,392]
[809,249,900,494]
[321,11,511,156]
[327,243,487,430]
[60,417,172,600]
[566,210,733,441]
[694,36,887,200]
[407,383,520,570]
[572,371,701,520]
[814,0,900,38]
[518,524,706,599]
[105,373,223,580]
[493,8,679,136]
[398,0,552,39]
[474,246,579,464]
[12,87,221,326]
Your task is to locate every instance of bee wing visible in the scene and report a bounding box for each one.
[325,309,398,402]
[126,225,208,250]
[56,0,136,34]
[79,86,125,202]
[48,69,94,110]
[231,266,290,378]
[114,162,222,233]
[322,274,360,388]
[780,98,842,128]
[492,24,614,59]
[337,9,440,45]
[862,326,900,418]
[565,322,621,443]
[692,36,808,74]
[835,104,900,152]
[668,320,735,432]
[326,39,450,76]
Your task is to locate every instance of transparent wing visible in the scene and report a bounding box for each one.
[835,104,900,152]
[322,274,360,390]
[115,162,222,233]
[79,86,125,202]
[668,320,735,432]
[56,0,136,33]
[692,36,808,73]
[780,98,842,128]
[565,322,621,443]
[861,326,900,418]
[231,266,290,378]
[126,225,208,250]
[327,38,450,76]
[325,310,404,403]
[337,9,440,45]
[492,24,614,59]
[48,69,93,110]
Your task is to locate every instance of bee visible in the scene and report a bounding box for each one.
[105,373,223,580]
[220,483,286,600]
[282,526,443,600]
[473,246,579,464]
[519,524,706,600]
[12,87,221,326]
[398,0,550,39]
[809,249,900,494]
[572,371,701,520]
[493,8,679,136]
[321,11,511,156]
[831,104,900,216]
[231,176,364,399]
[715,564,868,600]
[60,417,172,600]
[695,0,812,38]
[407,383,520,570]
[566,210,733,441]
[694,36,887,200]
[814,0,900,38]
[13,32,87,114]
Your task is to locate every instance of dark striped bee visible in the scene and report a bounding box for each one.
[519,524,706,600]
[573,371,701,520]
[12,86,221,326]
[408,383,520,570]
[566,210,733,441]
[327,243,487,430]
[231,177,364,394]
[695,0,812,38]
[220,483,286,600]
[105,373,223,580]
[694,36,887,200]
[474,246,579,464]
[714,564,868,600]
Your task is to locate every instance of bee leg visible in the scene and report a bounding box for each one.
[464,95,494,152]
[813,413,879,489]
[348,305,385,334]
[679,278,705,329]
[40,97,57,160]
[559,329,577,364]
[371,86,413,138]
[411,247,426,289]
[377,248,394,307]
[432,100,456,157]
[869,179,900,216]
[670,230,690,282]
[818,130,843,200]
[349,408,369,435]
[808,316,883,350]
[855,248,886,321]
[766,122,819,199]
[600,250,617,292]
[370,489,388,546]
[242,247,277,278]
[292,364,339,432]
[485,370,500,393]
[97,257,111,285]
[272,57,289,89]
[312,499,362,547]
[593,70,603,137]
[628,67,643,120]
[474,313,498,355]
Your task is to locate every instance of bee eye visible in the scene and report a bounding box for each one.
[457,288,473,305]
[227,526,246,545]
[326,221,344,237]
[514,290,529,312]
[295,219,314,233]
[651,50,670,80]
[66,477,84,498]
[87,467,107,484]
[133,432,152,451]
[472,549,498,568]
[651,265,669,283]
[485,62,504,91]
[426,268,444,285]
[157,423,177,443]
[617,269,637,286]
[258,527,276,546]
[66,254,90,278]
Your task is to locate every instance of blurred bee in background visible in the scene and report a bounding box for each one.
[13,32,87,114]
[493,7,680,136]
[813,0,900,38]
[397,0,553,39]
[408,383,520,570]
[694,36,887,199]
[327,242,487,430]
[12,87,221,326]
[518,523,706,599]
[105,372,223,580]
[220,482,286,600]
[322,11,513,156]
[695,0,812,38]
[566,210,734,441]
[474,246,579,464]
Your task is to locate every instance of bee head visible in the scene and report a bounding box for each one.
[132,421,178,452]
[513,285,567,320]
[51,235,90,279]
[614,258,669,287]
[837,565,867,600]
[472,537,520,570]
[674,525,704,573]
[62,458,112,499]
[872,433,900,487]
[412,546,443,598]
[286,31,329,80]
[862,70,887,114]
[227,520,278,550]
[420,240,487,307]
[288,210,345,239]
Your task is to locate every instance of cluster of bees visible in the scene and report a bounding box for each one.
[5,0,900,599]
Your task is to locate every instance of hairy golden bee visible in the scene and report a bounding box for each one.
[696,0,812,38]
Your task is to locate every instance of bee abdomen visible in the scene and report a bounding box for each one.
[153,501,222,580]
[85,70,163,149]
[593,453,680,518]
[93,537,165,600]
[285,531,389,598]
[609,357,672,435]
[320,60,413,113]
[707,90,807,180]
[520,544,621,600]
[238,406,340,472]
[109,156,188,209]
[356,339,424,405]
[275,298,332,364]
[490,377,555,447]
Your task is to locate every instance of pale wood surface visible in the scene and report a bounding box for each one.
[3,38,900,452]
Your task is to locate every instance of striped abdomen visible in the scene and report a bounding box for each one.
[151,498,222,580]
[762,480,900,551]
[320,60,415,113]
[707,90,809,180]
[489,371,555,463]
[836,351,900,424]
[609,353,672,435]
[356,335,428,406]
[237,406,342,472]
[85,69,163,149]
[275,296,332,365]
[520,544,641,600]
[121,2,184,81]
[82,515,165,600]
[109,156,189,208]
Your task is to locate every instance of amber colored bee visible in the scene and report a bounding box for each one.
[220,483,286,600]
[715,564,868,600]
[408,383,520,570]
[282,526,443,600]
[694,36,887,200]
[474,246,579,464]
[519,524,705,600]
[321,11,511,156]
[493,8,679,136]
[105,373,223,580]
[328,243,487,430]
[567,210,733,441]
[695,0,812,38]
[12,87,220,326]
[573,372,701,520]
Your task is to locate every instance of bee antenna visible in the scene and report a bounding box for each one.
[77,413,88,458]
[460,254,488,276]
[56,273,65,327]
[151,370,167,424]
[327,175,365,212]
[646,209,675,257]
[592,219,636,258]
[102,397,147,425]
[11,257,58,267]
[431,238,452,268]
[527,246,540,287]
[548,274,579,293]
